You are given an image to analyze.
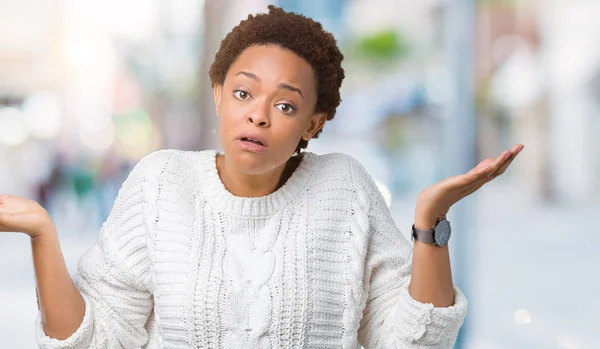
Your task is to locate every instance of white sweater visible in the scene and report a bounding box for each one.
[35,149,467,349]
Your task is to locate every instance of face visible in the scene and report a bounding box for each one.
[213,44,326,175]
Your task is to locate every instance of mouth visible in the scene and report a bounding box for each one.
[239,137,265,147]
[236,135,268,153]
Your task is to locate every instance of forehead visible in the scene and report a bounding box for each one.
[227,45,317,91]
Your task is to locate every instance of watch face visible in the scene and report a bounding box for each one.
[434,219,451,246]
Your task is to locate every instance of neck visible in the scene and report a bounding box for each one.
[216,154,301,198]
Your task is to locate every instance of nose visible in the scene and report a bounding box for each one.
[246,101,270,127]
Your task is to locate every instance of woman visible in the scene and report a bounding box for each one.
[0,5,523,349]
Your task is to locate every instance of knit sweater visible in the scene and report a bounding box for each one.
[35,149,468,349]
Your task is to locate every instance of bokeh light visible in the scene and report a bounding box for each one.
[80,119,116,151]
[23,92,63,139]
[0,107,29,146]
[514,309,532,325]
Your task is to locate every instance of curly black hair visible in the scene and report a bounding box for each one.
[209,5,345,154]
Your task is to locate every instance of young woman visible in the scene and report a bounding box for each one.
[0,5,523,348]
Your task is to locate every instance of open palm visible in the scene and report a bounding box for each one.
[416,144,525,220]
[0,194,54,238]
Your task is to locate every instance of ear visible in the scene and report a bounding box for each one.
[213,84,223,116]
[302,112,327,141]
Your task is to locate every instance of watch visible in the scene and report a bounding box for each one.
[411,217,451,247]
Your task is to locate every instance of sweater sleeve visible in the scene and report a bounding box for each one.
[350,159,468,349]
[35,150,172,349]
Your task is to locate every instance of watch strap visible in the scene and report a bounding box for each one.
[412,224,436,244]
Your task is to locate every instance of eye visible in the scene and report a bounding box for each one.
[276,103,296,114]
[233,90,251,100]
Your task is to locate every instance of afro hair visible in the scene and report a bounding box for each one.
[209,5,345,154]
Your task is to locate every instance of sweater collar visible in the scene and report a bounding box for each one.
[200,149,316,217]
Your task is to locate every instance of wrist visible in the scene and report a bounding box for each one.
[31,221,57,241]
[414,213,442,231]
[412,213,452,247]
[414,201,448,227]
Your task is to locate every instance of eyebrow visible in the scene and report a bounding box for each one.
[235,71,304,99]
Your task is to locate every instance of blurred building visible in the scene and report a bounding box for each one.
[0,0,598,348]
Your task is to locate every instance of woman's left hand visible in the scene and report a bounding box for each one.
[414,143,525,228]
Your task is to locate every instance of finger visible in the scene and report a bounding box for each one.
[473,151,509,179]
[459,144,525,196]
[492,153,516,177]
[464,144,525,185]
[487,145,523,174]
[476,158,496,169]
[465,158,495,181]
[459,160,503,197]
[458,166,493,194]
[492,144,524,177]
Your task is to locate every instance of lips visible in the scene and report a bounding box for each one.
[235,133,268,153]
[236,133,268,147]
[240,137,264,146]
[236,139,267,153]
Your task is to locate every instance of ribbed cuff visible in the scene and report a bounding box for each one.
[36,293,94,349]
[384,283,468,345]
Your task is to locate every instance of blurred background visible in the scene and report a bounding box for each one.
[0,0,598,348]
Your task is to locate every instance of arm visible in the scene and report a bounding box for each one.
[408,215,454,307]
[355,144,523,348]
[31,227,86,340]
[34,150,171,349]
[0,193,87,341]
[350,160,468,349]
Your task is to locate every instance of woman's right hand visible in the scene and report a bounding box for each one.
[0,194,55,239]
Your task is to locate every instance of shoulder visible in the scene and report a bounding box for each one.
[311,151,361,173]
[129,149,176,177]
[129,149,220,199]
[130,148,213,179]
[311,152,375,191]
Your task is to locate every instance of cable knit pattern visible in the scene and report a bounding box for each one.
[351,158,468,348]
[35,149,467,349]
[36,149,173,349]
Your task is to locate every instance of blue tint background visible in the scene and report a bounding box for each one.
[1,0,598,347]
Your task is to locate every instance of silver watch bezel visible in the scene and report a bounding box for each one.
[412,217,451,247]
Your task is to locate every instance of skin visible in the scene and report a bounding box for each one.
[212,44,326,197]
[212,44,526,307]
[0,197,84,340]
[410,143,524,306]
[0,44,329,340]
[0,42,525,342]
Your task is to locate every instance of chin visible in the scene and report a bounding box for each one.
[224,147,282,175]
